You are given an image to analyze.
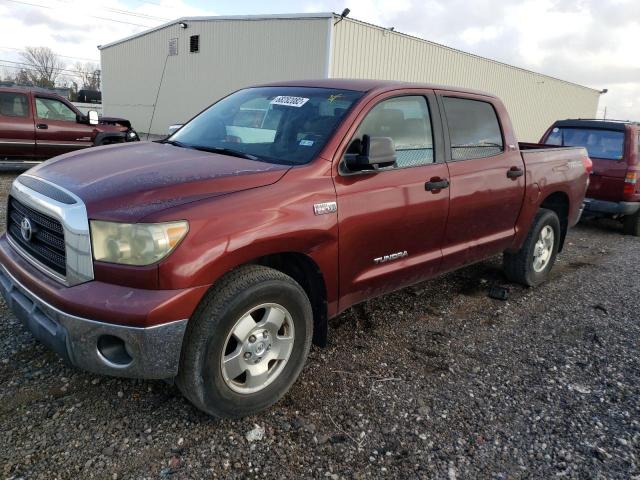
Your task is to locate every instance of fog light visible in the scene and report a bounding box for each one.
[97,335,133,367]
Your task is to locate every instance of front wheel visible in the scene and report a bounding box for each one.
[176,265,313,418]
[503,208,561,287]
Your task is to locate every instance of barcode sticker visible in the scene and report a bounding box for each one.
[270,96,309,107]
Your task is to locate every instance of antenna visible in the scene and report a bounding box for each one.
[146,54,170,140]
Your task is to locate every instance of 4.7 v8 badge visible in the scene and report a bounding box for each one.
[374,250,408,264]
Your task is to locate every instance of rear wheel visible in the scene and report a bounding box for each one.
[503,208,561,287]
[176,265,313,418]
[623,210,640,236]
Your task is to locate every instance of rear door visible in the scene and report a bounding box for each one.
[334,91,450,308]
[544,125,627,202]
[0,91,35,159]
[436,91,526,271]
[33,96,94,159]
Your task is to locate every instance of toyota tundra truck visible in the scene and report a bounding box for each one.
[0,80,590,417]
[540,119,640,235]
[0,86,139,165]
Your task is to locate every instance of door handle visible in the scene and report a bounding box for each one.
[36,123,48,130]
[425,178,450,191]
[507,167,524,179]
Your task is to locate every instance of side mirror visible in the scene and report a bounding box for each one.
[167,124,183,136]
[88,110,99,126]
[345,135,396,172]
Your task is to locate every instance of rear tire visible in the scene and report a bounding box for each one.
[623,211,640,236]
[176,265,313,418]
[503,208,561,287]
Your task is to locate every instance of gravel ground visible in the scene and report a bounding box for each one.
[0,171,638,479]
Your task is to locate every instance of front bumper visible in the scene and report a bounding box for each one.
[0,263,187,379]
[583,198,640,216]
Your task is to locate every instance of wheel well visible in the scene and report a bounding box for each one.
[254,252,329,348]
[541,192,569,251]
[93,132,126,146]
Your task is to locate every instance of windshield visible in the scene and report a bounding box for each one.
[545,127,625,160]
[169,86,364,165]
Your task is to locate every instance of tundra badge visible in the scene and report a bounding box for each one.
[374,251,408,264]
[313,201,337,215]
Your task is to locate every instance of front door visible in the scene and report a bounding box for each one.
[33,96,93,159]
[436,91,525,272]
[334,92,450,309]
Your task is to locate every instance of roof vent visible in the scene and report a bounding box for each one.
[190,35,199,53]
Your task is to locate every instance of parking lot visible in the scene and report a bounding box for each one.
[0,170,638,479]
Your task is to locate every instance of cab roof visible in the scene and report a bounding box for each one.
[553,119,639,132]
[253,78,496,98]
[0,85,66,98]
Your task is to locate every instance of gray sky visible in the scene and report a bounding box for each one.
[0,0,637,120]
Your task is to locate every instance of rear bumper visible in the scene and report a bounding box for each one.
[0,262,187,379]
[583,198,640,216]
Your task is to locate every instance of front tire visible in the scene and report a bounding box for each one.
[623,210,640,236]
[176,265,313,418]
[503,208,561,287]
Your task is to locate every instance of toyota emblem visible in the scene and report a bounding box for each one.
[20,217,33,242]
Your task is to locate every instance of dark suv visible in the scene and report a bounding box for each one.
[541,119,640,235]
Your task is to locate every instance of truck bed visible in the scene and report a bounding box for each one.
[513,142,589,244]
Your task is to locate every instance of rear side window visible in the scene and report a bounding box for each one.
[546,127,624,160]
[0,92,29,117]
[442,97,504,161]
[348,96,435,168]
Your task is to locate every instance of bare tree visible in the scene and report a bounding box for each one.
[20,46,65,88]
[73,62,101,90]
[0,67,31,86]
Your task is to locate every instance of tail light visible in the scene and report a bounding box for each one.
[623,170,637,198]
[582,156,593,175]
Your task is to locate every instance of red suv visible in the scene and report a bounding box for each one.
[541,119,640,235]
[0,86,139,162]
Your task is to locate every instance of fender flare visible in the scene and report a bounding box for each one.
[93,132,127,146]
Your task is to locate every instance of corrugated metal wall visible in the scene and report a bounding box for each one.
[100,18,330,135]
[330,18,600,142]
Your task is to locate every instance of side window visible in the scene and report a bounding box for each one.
[347,96,434,168]
[0,92,29,117]
[442,97,503,161]
[35,97,77,122]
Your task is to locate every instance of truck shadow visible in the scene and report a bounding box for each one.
[578,217,624,235]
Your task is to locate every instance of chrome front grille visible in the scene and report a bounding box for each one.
[7,197,67,275]
[7,175,94,286]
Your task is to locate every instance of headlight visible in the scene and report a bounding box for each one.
[127,130,139,141]
[90,220,188,266]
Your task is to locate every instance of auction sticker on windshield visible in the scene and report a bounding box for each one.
[270,96,310,107]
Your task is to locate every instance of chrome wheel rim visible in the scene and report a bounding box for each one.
[221,303,295,394]
[532,225,554,272]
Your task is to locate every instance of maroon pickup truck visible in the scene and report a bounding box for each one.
[0,86,139,163]
[540,119,640,235]
[0,79,590,417]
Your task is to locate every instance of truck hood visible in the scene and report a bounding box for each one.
[27,142,290,222]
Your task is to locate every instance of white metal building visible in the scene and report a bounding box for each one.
[99,13,601,141]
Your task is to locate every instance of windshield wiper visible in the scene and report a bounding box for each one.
[188,145,259,161]
[162,139,190,148]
